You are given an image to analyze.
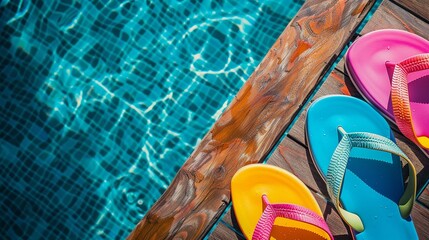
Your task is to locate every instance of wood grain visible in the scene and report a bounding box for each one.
[360,0,429,36]
[127,0,375,239]
[208,222,244,240]
[418,184,429,210]
[392,0,429,21]
[218,210,242,236]
[336,0,429,74]
[211,210,246,240]
[412,203,429,239]
[287,70,360,144]
[270,138,327,195]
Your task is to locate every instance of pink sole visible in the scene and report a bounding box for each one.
[346,29,429,140]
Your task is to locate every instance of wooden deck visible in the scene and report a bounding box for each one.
[129,0,429,239]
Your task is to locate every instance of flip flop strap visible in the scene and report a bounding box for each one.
[252,195,333,240]
[326,127,416,232]
[391,53,429,148]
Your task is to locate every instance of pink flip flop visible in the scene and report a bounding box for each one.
[345,29,429,153]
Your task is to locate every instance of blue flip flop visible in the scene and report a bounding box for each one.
[306,95,417,240]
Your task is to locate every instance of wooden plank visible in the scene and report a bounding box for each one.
[360,0,429,36]
[392,0,429,21]
[336,0,429,74]
[269,138,327,195]
[220,210,241,235]
[288,70,360,144]
[127,0,375,239]
[413,203,429,239]
[209,222,244,240]
[215,210,246,239]
[418,184,429,210]
[287,69,429,192]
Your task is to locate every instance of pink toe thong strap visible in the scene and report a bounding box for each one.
[252,195,334,240]
[390,53,429,149]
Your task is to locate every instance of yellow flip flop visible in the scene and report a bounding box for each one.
[231,164,333,240]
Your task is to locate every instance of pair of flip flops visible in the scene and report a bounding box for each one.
[231,29,425,239]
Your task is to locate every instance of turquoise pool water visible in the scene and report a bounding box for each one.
[0,0,303,238]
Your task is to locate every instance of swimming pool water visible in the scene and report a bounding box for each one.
[0,0,303,238]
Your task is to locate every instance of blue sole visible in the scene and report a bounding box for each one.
[306,95,417,240]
